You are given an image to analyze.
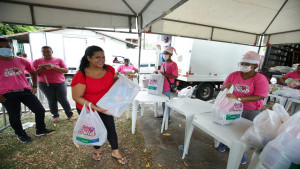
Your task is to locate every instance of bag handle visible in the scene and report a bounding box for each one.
[88,102,93,113]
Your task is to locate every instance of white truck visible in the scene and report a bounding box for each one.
[171,37,258,100]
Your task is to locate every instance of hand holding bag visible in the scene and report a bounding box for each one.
[73,102,107,146]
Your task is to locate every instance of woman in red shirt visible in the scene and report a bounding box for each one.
[71,46,127,164]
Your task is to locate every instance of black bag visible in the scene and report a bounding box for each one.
[163,64,177,92]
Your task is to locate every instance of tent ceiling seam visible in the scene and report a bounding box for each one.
[139,0,154,15]
[29,5,35,25]
[143,0,188,30]
[162,19,259,36]
[122,0,137,16]
[0,0,136,17]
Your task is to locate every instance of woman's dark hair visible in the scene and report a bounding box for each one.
[41,46,53,52]
[79,45,110,77]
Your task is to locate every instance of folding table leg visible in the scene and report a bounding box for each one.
[247,150,261,169]
[126,106,130,119]
[154,103,158,117]
[160,105,168,133]
[131,100,139,134]
[227,142,246,169]
[141,103,145,116]
[165,105,170,130]
[182,124,195,159]
[214,139,220,148]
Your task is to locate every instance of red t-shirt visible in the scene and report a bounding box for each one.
[71,65,115,110]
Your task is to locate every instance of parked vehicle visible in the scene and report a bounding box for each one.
[139,62,155,74]
[172,37,258,100]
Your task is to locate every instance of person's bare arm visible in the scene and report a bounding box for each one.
[226,93,264,102]
[35,64,47,75]
[280,76,288,85]
[45,64,68,73]
[0,94,6,103]
[221,83,232,91]
[29,70,38,94]
[113,74,119,83]
[72,83,109,115]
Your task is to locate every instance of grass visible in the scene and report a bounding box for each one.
[0,110,155,168]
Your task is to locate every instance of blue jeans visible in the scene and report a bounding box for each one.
[39,82,73,118]
[162,90,171,120]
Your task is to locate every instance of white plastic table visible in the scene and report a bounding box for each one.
[284,98,300,115]
[131,91,169,134]
[183,113,253,169]
[161,98,213,158]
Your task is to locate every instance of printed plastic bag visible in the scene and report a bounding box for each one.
[241,109,283,148]
[178,86,196,98]
[285,78,300,88]
[73,103,107,146]
[96,75,140,117]
[260,114,300,169]
[212,86,243,125]
[147,73,164,95]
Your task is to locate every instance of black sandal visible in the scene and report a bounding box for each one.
[92,153,102,161]
[112,155,128,165]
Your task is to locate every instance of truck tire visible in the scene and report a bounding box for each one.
[196,83,214,101]
[65,76,73,86]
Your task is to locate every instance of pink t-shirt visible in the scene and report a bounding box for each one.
[33,57,67,83]
[117,65,137,74]
[223,71,269,110]
[0,57,34,94]
[284,71,300,89]
[160,61,178,91]
[23,58,32,74]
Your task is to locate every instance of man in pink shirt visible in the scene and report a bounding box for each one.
[216,51,269,164]
[280,65,300,89]
[156,47,178,120]
[0,38,55,143]
[33,46,74,123]
[117,58,138,76]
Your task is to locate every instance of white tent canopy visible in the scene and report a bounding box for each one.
[0,0,186,33]
[0,0,299,46]
[149,0,300,46]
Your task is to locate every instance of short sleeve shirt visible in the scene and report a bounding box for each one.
[223,71,269,110]
[71,65,115,110]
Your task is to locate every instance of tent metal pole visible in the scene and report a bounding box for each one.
[257,35,263,54]
[29,5,35,25]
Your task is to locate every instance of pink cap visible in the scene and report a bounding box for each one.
[164,47,174,54]
[241,51,260,64]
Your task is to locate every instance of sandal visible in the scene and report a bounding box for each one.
[92,153,102,161]
[112,155,128,165]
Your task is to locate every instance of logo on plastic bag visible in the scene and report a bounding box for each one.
[78,125,96,136]
[229,102,243,112]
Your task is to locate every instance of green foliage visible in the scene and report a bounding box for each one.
[0,24,45,35]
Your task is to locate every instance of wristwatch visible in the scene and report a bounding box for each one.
[237,97,241,101]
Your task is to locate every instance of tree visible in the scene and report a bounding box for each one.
[0,24,45,35]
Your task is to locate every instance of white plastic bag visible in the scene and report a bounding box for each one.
[212,86,243,125]
[147,73,164,95]
[277,111,300,135]
[178,86,196,98]
[73,103,107,146]
[272,103,290,123]
[260,114,300,169]
[241,109,283,148]
[96,75,140,117]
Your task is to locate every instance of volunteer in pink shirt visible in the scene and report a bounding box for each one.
[156,47,178,120]
[117,58,138,76]
[216,51,269,164]
[0,38,55,143]
[33,46,74,123]
[280,65,300,89]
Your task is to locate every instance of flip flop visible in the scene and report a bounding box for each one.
[111,155,128,165]
[92,153,102,161]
